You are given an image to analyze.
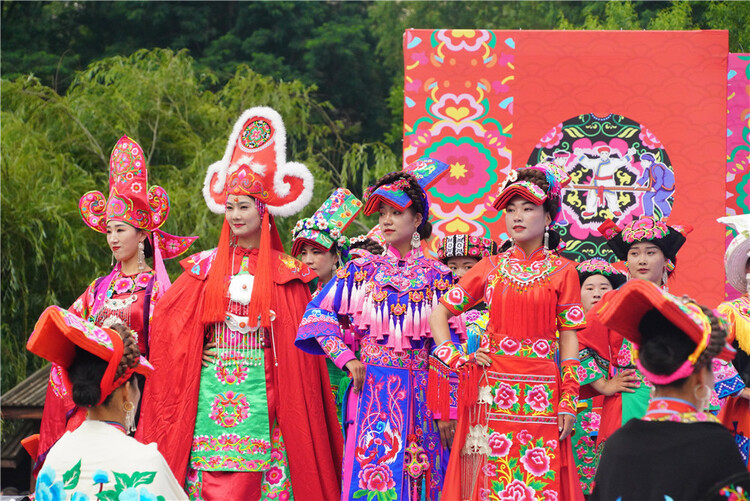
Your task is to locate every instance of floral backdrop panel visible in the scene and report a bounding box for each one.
[404,30,727,305]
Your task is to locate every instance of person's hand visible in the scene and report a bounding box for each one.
[602,369,639,396]
[436,419,457,449]
[558,413,575,441]
[202,342,217,367]
[740,387,750,401]
[472,347,492,367]
[345,359,366,394]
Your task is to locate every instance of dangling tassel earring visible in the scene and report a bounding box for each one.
[123,400,136,434]
[111,252,115,266]
[411,231,421,250]
[662,267,669,291]
[137,241,146,272]
[543,226,550,254]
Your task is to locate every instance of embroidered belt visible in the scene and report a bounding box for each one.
[360,339,428,370]
[488,335,557,360]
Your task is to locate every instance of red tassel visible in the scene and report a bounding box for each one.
[202,220,232,324]
[427,357,452,419]
[247,212,273,329]
[459,364,479,413]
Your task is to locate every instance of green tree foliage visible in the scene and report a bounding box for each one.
[1,48,395,394]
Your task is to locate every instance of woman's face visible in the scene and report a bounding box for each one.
[627,242,667,285]
[378,203,422,249]
[580,274,614,312]
[504,196,551,245]
[446,256,480,279]
[106,221,145,264]
[297,243,338,282]
[225,195,261,240]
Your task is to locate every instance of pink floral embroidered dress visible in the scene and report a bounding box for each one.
[439,245,586,500]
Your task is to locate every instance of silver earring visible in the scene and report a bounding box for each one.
[123,400,136,434]
[543,226,550,253]
[111,252,115,266]
[411,231,421,249]
[662,268,669,291]
[137,241,145,272]
[694,384,711,411]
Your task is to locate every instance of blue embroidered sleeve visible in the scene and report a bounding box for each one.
[295,261,359,355]
[714,359,745,399]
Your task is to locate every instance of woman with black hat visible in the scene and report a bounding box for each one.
[590,280,750,500]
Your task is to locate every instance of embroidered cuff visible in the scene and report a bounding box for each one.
[317,335,357,370]
[559,359,581,416]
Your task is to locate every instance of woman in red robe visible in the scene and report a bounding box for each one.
[29,136,196,469]
[430,164,587,500]
[137,107,343,500]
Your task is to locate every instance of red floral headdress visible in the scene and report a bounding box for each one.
[202,107,314,328]
[78,136,197,293]
[598,216,691,263]
[27,306,153,406]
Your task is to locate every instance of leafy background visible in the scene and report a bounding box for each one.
[2,0,748,402]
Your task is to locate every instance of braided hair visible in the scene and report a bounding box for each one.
[638,305,728,389]
[350,237,385,256]
[68,324,142,407]
[370,172,432,240]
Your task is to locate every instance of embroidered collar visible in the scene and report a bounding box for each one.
[385,245,423,265]
[109,270,153,296]
[643,397,720,424]
[498,245,552,289]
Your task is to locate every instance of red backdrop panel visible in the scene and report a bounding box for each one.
[404,30,728,306]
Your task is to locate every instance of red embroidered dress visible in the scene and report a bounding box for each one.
[439,246,586,500]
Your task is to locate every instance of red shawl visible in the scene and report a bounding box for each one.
[137,248,343,500]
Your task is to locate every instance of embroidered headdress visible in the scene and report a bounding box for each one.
[437,234,498,263]
[78,136,197,292]
[598,216,691,264]
[718,214,750,293]
[576,258,627,289]
[492,162,571,213]
[291,188,363,261]
[27,306,153,406]
[362,158,450,221]
[597,280,735,385]
[202,107,314,328]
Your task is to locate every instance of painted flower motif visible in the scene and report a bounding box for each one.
[358,463,395,492]
[409,128,433,148]
[71,492,91,501]
[536,123,564,149]
[499,337,521,355]
[525,384,551,412]
[545,439,558,450]
[499,479,537,501]
[93,469,111,484]
[265,466,286,486]
[114,277,135,294]
[488,432,512,457]
[484,129,508,150]
[520,447,551,476]
[36,465,65,501]
[436,29,492,52]
[517,429,533,445]
[639,127,662,150]
[532,339,551,358]
[494,383,519,409]
[131,182,143,194]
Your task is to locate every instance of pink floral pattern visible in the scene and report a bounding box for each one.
[520,447,551,476]
[209,392,250,428]
[525,385,552,413]
[499,479,537,501]
[494,383,520,410]
[358,463,396,492]
[488,432,512,457]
